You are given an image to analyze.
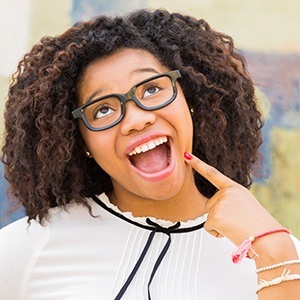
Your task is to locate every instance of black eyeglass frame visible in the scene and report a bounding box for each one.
[72,69,182,131]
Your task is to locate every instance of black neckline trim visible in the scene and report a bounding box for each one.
[92,195,205,233]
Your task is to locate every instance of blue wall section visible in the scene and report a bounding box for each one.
[0,164,25,228]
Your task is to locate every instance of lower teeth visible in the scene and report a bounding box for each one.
[167,148,170,165]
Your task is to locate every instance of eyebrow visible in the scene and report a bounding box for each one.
[85,88,107,104]
[131,67,160,76]
[84,67,161,104]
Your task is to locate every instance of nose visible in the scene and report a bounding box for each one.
[120,101,156,135]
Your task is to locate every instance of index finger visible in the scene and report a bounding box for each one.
[184,152,236,190]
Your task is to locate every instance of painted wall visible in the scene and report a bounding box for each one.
[0,0,299,237]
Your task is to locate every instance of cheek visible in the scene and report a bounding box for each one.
[79,123,116,160]
[174,96,194,145]
[170,95,193,128]
[84,134,120,176]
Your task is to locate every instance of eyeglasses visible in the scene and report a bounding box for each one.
[72,70,181,131]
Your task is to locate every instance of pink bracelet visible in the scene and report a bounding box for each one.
[232,228,291,264]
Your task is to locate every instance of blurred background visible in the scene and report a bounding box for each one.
[0,0,299,237]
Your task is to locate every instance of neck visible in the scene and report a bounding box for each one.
[108,184,207,223]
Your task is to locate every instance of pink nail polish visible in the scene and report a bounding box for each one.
[184,152,193,160]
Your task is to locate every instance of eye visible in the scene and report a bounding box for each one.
[142,85,161,98]
[93,105,115,119]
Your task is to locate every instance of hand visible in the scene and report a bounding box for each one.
[184,152,282,246]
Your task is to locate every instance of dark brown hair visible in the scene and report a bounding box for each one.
[1,9,263,222]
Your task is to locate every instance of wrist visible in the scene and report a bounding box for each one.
[253,233,299,269]
[231,228,292,264]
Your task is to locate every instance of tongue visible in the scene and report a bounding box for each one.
[131,143,169,173]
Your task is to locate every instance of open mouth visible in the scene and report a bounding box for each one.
[128,136,171,174]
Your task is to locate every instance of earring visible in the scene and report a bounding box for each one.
[190,108,195,116]
[85,151,93,158]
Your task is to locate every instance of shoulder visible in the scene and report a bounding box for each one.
[0,198,107,267]
[0,201,95,299]
[0,216,50,270]
[0,216,49,248]
[0,217,50,299]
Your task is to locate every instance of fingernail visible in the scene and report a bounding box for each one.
[184,152,193,160]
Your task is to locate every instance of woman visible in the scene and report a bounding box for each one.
[0,9,299,299]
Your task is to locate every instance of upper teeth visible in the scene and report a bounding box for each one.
[129,137,168,156]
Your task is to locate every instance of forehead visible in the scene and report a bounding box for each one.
[77,48,168,104]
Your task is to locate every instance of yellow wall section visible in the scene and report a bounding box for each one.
[149,0,300,53]
[252,128,300,237]
[29,0,71,45]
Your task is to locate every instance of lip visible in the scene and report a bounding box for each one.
[125,133,175,182]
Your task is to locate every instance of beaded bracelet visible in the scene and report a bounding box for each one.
[256,268,300,293]
[232,228,291,264]
[256,259,300,273]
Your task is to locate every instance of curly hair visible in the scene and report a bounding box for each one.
[1,9,263,222]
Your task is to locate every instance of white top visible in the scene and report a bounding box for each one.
[0,193,299,300]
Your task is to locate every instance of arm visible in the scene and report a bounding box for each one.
[184,152,300,299]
